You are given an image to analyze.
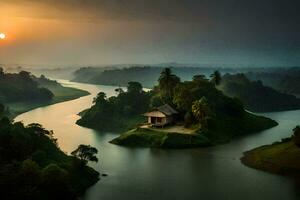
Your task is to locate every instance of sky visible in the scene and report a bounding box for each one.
[0,0,300,67]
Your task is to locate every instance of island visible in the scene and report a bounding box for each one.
[78,68,278,148]
[241,126,300,180]
[0,106,99,199]
[0,69,89,118]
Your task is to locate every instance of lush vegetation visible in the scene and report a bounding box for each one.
[0,111,99,199]
[0,69,53,103]
[241,126,300,179]
[72,66,231,88]
[77,82,151,131]
[110,128,211,148]
[220,73,300,112]
[0,69,89,117]
[79,68,277,147]
[246,67,300,95]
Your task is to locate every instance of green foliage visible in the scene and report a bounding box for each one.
[0,71,54,103]
[158,68,180,104]
[0,119,99,199]
[79,67,277,148]
[77,81,151,131]
[210,70,222,86]
[221,73,300,112]
[246,67,300,95]
[110,128,211,148]
[71,145,98,165]
[241,129,300,179]
[192,97,212,129]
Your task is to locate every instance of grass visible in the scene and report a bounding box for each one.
[77,114,145,132]
[241,138,300,178]
[8,86,89,118]
[110,127,211,148]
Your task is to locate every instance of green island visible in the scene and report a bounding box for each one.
[78,68,278,148]
[0,106,99,199]
[241,126,300,180]
[0,69,89,118]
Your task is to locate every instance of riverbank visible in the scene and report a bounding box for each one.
[241,139,300,179]
[110,127,211,148]
[9,86,89,118]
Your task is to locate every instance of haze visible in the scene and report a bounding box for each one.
[0,0,300,66]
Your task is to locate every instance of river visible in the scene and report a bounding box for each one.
[15,80,300,200]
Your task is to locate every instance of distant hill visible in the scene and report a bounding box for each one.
[72,66,238,88]
[220,73,300,112]
[0,69,89,117]
[245,67,300,95]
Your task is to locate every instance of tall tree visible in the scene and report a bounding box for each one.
[192,97,212,129]
[210,70,222,86]
[127,81,143,94]
[158,68,180,103]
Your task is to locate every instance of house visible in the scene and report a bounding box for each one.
[143,104,178,127]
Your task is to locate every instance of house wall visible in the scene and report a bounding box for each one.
[148,116,174,126]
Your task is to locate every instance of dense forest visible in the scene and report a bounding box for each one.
[0,106,99,199]
[220,74,300,112]
[246,67,300,95]
[0,68,54,103]
[78,68,277,146]
[77,81,151,131]
[0,68,89,117]
[72,66,237,88]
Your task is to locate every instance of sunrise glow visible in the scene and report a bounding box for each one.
[0,33,5,40]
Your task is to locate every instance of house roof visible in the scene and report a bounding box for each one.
[143,104,178,117]
[156,104,178,116]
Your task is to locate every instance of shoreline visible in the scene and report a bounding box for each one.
[10,85,90,119]
[241,139,300,180]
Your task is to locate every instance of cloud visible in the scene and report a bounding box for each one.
[1,0,300,66]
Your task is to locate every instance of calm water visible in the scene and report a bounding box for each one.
[15,80,300,200]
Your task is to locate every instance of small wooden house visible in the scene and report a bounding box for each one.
[143,104,178,127]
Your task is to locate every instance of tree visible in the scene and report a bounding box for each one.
[127,82,143,94]
[173,84,194,111]
[192,97,212,129]
[158,68,180,103]
[293,126,300,147]
[115,87,124,95]
[71,145,98,165]
[210,70,222,86]
[93,92,107,104]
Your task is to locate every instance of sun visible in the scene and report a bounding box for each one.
[0,33,6,40]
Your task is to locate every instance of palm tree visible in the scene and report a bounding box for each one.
[158,68,180,103]
[192,97,211,129]
[210,70,222,86]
